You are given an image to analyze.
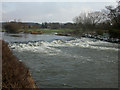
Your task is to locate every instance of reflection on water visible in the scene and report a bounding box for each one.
[2,32,119,88]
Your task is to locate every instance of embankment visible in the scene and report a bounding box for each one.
[1,40,38,88]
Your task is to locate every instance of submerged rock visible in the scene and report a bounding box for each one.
[1,40,38,88]
[30,31,43,34]
[55,33,71,36]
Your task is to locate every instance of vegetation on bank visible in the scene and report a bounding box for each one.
[1,40,37,88]
[22,28,74,33]
[1,27,75,35]
[4,22,21,33]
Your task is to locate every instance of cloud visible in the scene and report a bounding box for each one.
[2,2,117,23]
[2,0,116,2]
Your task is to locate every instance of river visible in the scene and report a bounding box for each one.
[2,32,119,88]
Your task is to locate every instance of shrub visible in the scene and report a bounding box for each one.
[4,22,21,33]
[96,30,108,35]
[109,29,120,38]
[96,30,104,35]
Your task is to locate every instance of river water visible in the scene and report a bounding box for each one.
[2,33,119,88]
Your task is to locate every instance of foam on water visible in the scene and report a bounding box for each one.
[9,38,119,56]
[8,37,118,88]
[9,41,62,55]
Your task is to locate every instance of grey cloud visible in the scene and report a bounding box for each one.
[2,2,116,23]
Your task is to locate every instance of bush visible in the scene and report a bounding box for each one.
[96,30,108,35]
[109,29,120,38]
[4,22,21,33]
[96,30,104,35]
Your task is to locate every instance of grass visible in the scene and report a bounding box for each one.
[2,40,37,88]
[42,29,74,33]
[1,28,75,35]
[21,28,75,34]
[0,29,6,32]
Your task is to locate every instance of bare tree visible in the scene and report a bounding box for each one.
[73,11,105,30]
[73,12,91,25]
[88,11,105,26]
[105,1,120,28]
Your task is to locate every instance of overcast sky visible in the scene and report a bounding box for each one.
[2,2,117,23]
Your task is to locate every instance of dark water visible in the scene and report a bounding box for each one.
[2,32,119,88]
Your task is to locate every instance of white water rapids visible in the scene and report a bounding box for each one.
[9,38,119,56]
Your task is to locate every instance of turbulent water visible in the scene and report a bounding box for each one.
[2,33,119,88]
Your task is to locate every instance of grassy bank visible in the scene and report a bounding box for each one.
[1,28,75,34]
[1,28,120,39]
[23,28,74,33]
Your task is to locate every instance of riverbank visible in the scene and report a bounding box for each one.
[1,28,120,44]
[81,33,120,44]
[0,28,74,34]
[1,40,38,88]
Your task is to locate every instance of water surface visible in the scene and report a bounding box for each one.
[2,32,118,88]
